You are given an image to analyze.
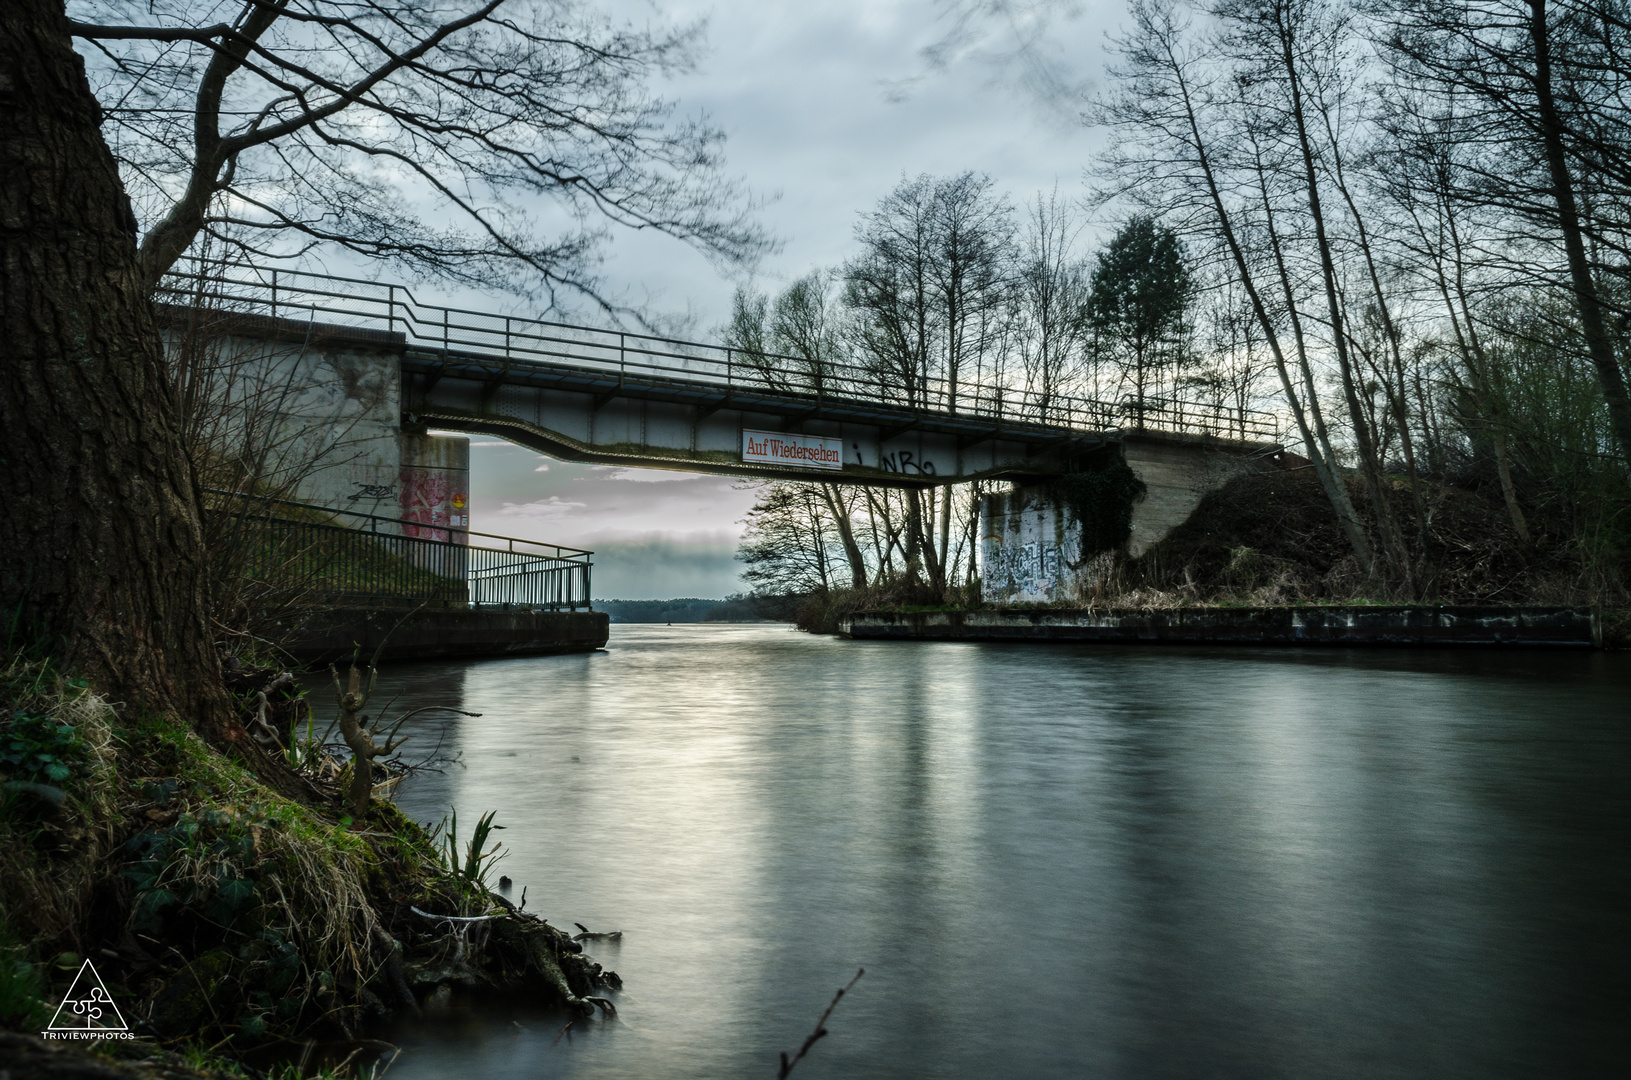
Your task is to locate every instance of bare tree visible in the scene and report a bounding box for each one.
[1220,0,1418,590]
[737,483,840,596]
[1378,0,1631,460]
[66,0,767,312]
[845,176,941,410]
[1016,188,1093,422]
[1094,0,1379,575]
[773,270,847,394]
[843,173,1014,594]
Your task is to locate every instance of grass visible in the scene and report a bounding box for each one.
[1,654,409,1057]
[1,647,620,1077]
[429,809,507,893]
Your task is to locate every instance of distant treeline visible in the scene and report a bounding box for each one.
[596,595,774,623]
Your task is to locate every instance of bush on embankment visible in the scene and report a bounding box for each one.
[775,581,981,635]
[1109,467,1630,609]
[0,652,617,1075]
[766,464,1629,644]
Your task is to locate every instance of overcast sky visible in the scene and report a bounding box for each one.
[465,0,1124,599]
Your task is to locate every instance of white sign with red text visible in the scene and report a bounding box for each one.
[742,429,845,471]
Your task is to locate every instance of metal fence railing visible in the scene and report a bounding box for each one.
[207,491,592,610]
[159,263,1282,443]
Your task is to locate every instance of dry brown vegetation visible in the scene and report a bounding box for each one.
[1106,466,1629,609]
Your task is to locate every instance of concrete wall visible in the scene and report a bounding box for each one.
[1121,433,1260,557]
[842,606,1601,647]
[980,487,1088,604]
[284,606,609,663]
[979,434,1268,603]
[164,317,467,527]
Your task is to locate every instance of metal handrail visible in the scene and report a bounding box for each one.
[159,262,1282,442]
[204,489,592,560]
[207,490,592,609]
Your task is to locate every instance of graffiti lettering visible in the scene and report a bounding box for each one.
[348,483,395,501]
[877,450,938,476]
[984,539,1063,602]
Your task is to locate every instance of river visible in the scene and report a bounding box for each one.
[374,625,1629,1079]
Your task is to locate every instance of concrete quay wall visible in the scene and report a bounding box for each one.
[841,606,1601,648]
[284,606,609,664]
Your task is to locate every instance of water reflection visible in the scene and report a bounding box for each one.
[356,627,1629,1079]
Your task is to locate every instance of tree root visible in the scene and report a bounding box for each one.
[489,915,618,1016]
[371,924,421,1017]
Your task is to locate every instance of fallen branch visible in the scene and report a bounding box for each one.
[572,922,623,942]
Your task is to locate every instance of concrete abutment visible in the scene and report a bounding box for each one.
[979,431,1283,604]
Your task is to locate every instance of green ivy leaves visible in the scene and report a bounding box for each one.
[0,710,84,786]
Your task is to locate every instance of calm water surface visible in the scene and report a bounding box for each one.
[373,625,1629,1079]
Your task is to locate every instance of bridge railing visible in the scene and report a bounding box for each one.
[159,263,1280,442]
[205,491,592,610]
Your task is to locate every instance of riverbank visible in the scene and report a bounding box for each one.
[0,652,618,1077]
[840,604,1606,647]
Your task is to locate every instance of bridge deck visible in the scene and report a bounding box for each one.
[160,265,1281,484]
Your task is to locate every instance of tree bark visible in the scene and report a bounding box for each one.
[0,0,231,734]
[818,483,868,590]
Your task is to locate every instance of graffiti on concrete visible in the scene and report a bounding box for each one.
[983,536,1065,602]
[399,468,461,540]
[348,483,396,502]
[979,489,1085,603]
[878,449,937,476]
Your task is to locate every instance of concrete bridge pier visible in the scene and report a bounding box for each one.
[979,431,1284,604]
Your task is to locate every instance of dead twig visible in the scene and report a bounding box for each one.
[777,968,864,1079]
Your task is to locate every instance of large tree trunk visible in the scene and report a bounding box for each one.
[0,0,232,735]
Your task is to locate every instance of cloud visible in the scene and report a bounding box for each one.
[468,440,514,447]
[533,463,550,472]
[496,496,586,520]
[575,533,744,600]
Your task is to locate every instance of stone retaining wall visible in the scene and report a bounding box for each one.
[283,606,609,663]
[841,606,1600,647]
